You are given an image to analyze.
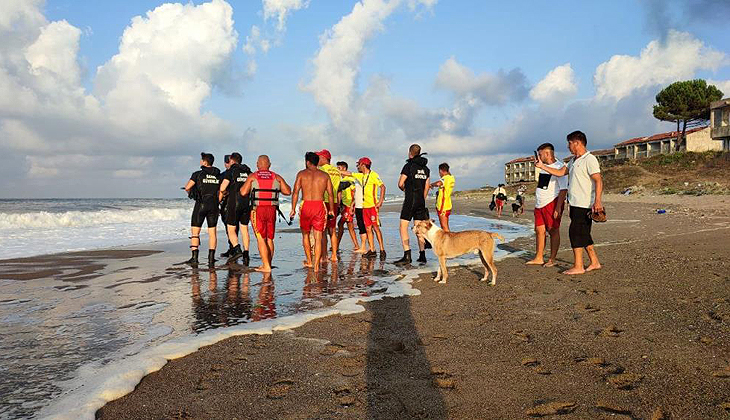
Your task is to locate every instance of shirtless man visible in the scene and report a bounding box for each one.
[290,152,335,272]
[239,155,291,272]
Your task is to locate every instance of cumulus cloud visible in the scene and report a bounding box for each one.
[263,0,310,31]
[594,30,726,100]
[530,63,578,106]
[0,0,241,194]
[708,79,730,97]
[435,57,529,106]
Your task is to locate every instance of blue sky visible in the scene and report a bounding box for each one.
[1,0,729,197]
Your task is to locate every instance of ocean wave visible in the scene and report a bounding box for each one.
[0,208,190,230]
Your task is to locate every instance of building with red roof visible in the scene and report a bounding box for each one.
[613,126,715,160]
[504,156,537,185]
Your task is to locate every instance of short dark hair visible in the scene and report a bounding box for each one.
[438,162,449,172]
[336,161,348,169]
[566,130,587,145]
[224,154,231,164]
[230,152,242,164]
[200,152,214,166]
[537,143,554,152]
[409,144,421,156]
[305,151,319,166]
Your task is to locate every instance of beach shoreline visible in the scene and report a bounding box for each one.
[91,194,730,419]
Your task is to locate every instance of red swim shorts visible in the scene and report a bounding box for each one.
[299,201,326,233]
[326,205,339,230]
[534,196,563,230]
[495,199,504,208]
[340,205,354,223]
[363,207,379,228]
[252,206,277,240]
[437,209,451,218]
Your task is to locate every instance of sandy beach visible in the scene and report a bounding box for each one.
[90,194,730,420]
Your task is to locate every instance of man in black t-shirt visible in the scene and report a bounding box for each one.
[394,144,430,265]
[183,152,221,266]
[218,152,252,265]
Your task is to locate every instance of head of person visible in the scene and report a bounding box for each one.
[230,152,242,165]
[408,144,421,159]
[438,162,450,177]
[200,152,214,167]
[316,149,331,166]
[357,157,372,173]
[336,161,348,171]
[305,152,319,168]
[224,154,232,169]
[566,130,587,155]
[257,155,271,170]
[537,143,556,164]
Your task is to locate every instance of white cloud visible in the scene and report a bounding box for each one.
[708,79,730,97]
[435,57,529,106]
[530,63,578,105]
[262,0,310,31]
[594,30,726,100]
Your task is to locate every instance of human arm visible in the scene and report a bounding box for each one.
[289,173,301,218]
[430,180,443,189]
[239,177,253,197]
[397,174,407,191]
[591,173,603,212]
[218,179,230,202]
[535,156,568,176]
[184,179,195,192]
[325,180,335,216]
[423,177,430,201]
[376,184,386,209]
[277,174,292,196]
[554,189,568,219]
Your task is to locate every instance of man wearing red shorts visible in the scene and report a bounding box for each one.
[291,152,335,272]
[240,155,291,272]
[527,143,567,267]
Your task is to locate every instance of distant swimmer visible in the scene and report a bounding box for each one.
[218,152,252,265]
[336,161,360,250]
[239,155,292,273]
[339,157,386,260]
[429,162,455,232]
[395,144,430,265]
[183,152,221,266]
[290,152,335,271]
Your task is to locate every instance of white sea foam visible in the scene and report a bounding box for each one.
[0,208,189,229]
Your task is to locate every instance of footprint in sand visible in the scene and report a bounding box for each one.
[596,401,632,416]
[525,401,576,417]
[266,379,295,399]
[511,330,532,343]
[608,373,643,390]
[430,366,456,389]
[651,407,669,420]
[597,325,623,337]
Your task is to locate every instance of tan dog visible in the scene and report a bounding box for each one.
[413,220,504,285]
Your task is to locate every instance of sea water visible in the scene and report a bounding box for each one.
[0,199,529,419]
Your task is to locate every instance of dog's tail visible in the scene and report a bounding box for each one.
[489,232,505,243]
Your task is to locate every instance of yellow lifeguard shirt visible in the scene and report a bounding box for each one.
[352,170,383,209]
[436,174,455,212]
[319,163,341,204]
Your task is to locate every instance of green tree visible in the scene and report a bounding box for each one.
[653,80,723,151]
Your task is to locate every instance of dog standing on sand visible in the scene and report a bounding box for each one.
[412,220,503,285]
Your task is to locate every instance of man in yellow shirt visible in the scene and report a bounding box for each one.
[317,149,341,262]
[430,162,455,231]
[336,161,359,250]
[339,157,386,260]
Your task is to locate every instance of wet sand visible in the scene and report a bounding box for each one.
[91,195,729,419]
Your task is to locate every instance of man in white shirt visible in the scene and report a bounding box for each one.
[536,131,603,275]
[526,143,567,267]
[492,184,507,217]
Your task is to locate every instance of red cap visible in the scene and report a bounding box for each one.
[316,149,331,161]
[357,157,371,166]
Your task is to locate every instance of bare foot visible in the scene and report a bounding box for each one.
[585,264,602,272]
[563,267,585,275]
[354,248,367,254]
[526,258,544,265]
[330,255,338,262]
[302,260,313,268]
[543,260,556,267]
[255,266,272,273]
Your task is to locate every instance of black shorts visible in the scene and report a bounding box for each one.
[400,201,430,222]
[569,206,593,248]
[224,198,251,226]
[192,199,219,228]
[355,208,366,235]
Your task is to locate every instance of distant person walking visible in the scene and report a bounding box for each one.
[430,162,455,231]
[394,144,430,265]
[240,155,292,273]
[527,143,567,267]
[290,152,335,272]
[492,184,507,217]
[183,152,221,266]
[536,131,603,275]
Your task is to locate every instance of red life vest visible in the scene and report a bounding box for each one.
[250,170,281,207]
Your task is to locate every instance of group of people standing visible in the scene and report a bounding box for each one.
[183,144,456,273]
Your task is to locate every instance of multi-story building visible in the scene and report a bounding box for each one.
[504,156,538,185]
[711,98,730,151]
[613,126,718,160]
